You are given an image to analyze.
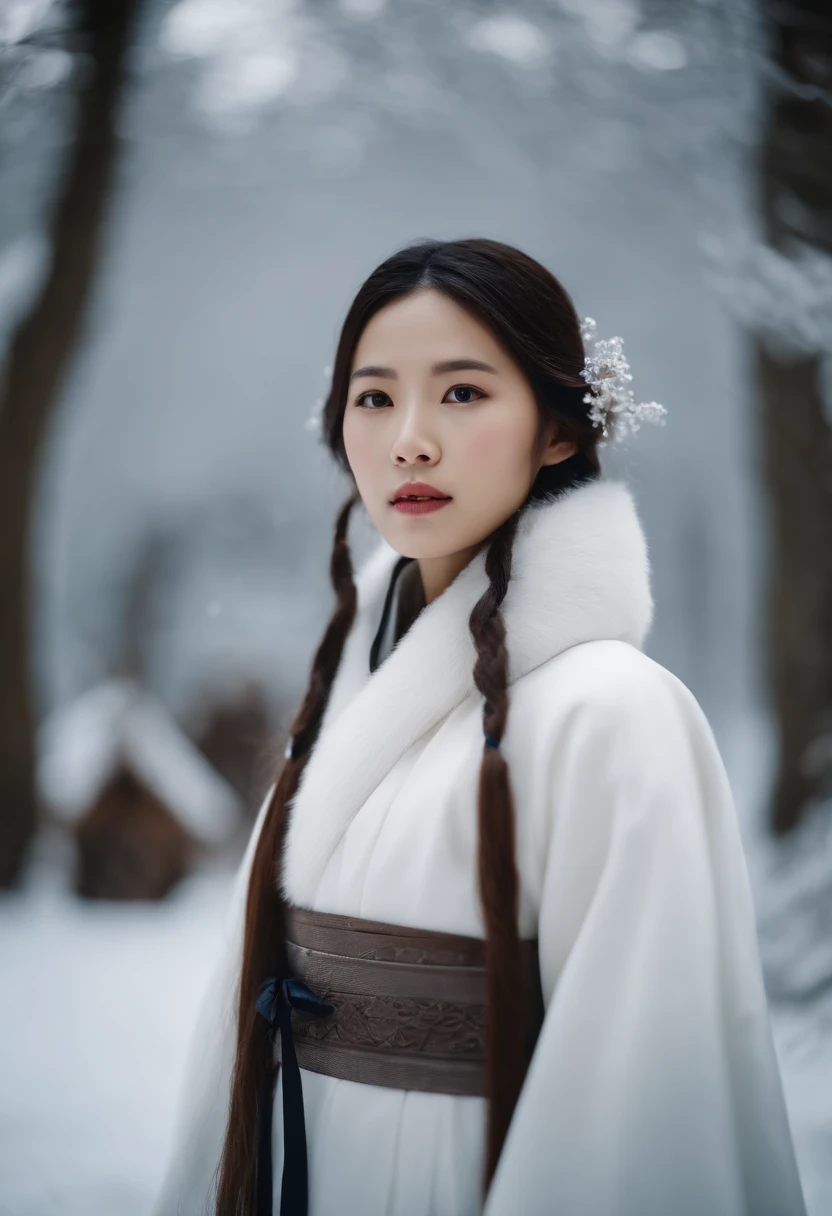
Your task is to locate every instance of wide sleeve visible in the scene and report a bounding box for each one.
[483,655,807,1216]
[151,792,273,1216]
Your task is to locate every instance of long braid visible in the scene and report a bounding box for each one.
[216,489,360,1216]
[468,507,527,1190]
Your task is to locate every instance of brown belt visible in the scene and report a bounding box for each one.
[282,906,545,1097]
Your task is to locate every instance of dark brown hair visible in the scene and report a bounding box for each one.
[216,238,601,1213]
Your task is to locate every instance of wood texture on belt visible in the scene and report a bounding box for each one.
[282,906,544,1097]
[286,906,488,965]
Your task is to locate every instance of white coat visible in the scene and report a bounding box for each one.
[154,478,806,1216]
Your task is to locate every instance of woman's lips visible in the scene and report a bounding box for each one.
[392,497,452,515]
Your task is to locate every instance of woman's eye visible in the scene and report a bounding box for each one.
[356,391,391,409]
[444,385,485,404]
[355,385,484,408]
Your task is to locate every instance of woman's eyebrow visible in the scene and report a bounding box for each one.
[350,365,397,381]
[431,359,498,375]
[349,358,498,382]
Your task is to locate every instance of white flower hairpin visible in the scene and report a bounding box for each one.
[305,399,324,434]
[305,364,333,435]
[579,317,667,443]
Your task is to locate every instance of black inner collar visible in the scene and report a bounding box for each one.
[369,555,419,673]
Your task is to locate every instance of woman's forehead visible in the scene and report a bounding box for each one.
[351,290,508,372]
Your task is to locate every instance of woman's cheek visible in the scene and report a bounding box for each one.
[465,417,532,483]
[343,422,378,489]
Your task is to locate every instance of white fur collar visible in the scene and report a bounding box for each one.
[282,478,653,905]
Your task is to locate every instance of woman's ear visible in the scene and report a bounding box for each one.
[539,423,578,468]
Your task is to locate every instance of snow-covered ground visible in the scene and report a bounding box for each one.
[1,823,830,1216]
[770,995,832,1216]
[747,800,832,1216]
[0,839,237,1216]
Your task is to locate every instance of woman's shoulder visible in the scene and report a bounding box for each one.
[511,638,711,749]
[520,638,684,701]
[510,641,735,858]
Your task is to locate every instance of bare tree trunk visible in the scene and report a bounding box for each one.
[0,0,141,887]
[756,0,832,834]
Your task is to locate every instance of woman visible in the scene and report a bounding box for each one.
[154,239,806,1216]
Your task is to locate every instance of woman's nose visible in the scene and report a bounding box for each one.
[390,409,440,466]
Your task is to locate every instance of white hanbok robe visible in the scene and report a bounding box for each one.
[153,478,806,1216]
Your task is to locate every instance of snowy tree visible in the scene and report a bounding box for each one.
[754,0,832,833]
[0,0,142,886]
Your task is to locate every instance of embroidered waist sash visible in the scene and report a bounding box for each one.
[285,906,543,1094]
[254,907,544,1216]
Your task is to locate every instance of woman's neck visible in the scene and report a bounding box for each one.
[416,542,483,605]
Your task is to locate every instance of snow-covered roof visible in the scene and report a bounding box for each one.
[37,679,242,846]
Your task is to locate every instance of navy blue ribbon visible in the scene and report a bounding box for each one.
[484,732,500,749]
[254,976,334,1216]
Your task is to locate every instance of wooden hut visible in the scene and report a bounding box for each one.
[195,679,275,813]
[38,679,241,900]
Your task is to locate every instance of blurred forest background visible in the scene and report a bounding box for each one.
[0,0,831,1212]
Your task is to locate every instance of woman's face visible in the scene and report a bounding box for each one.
[342,288,577,563]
